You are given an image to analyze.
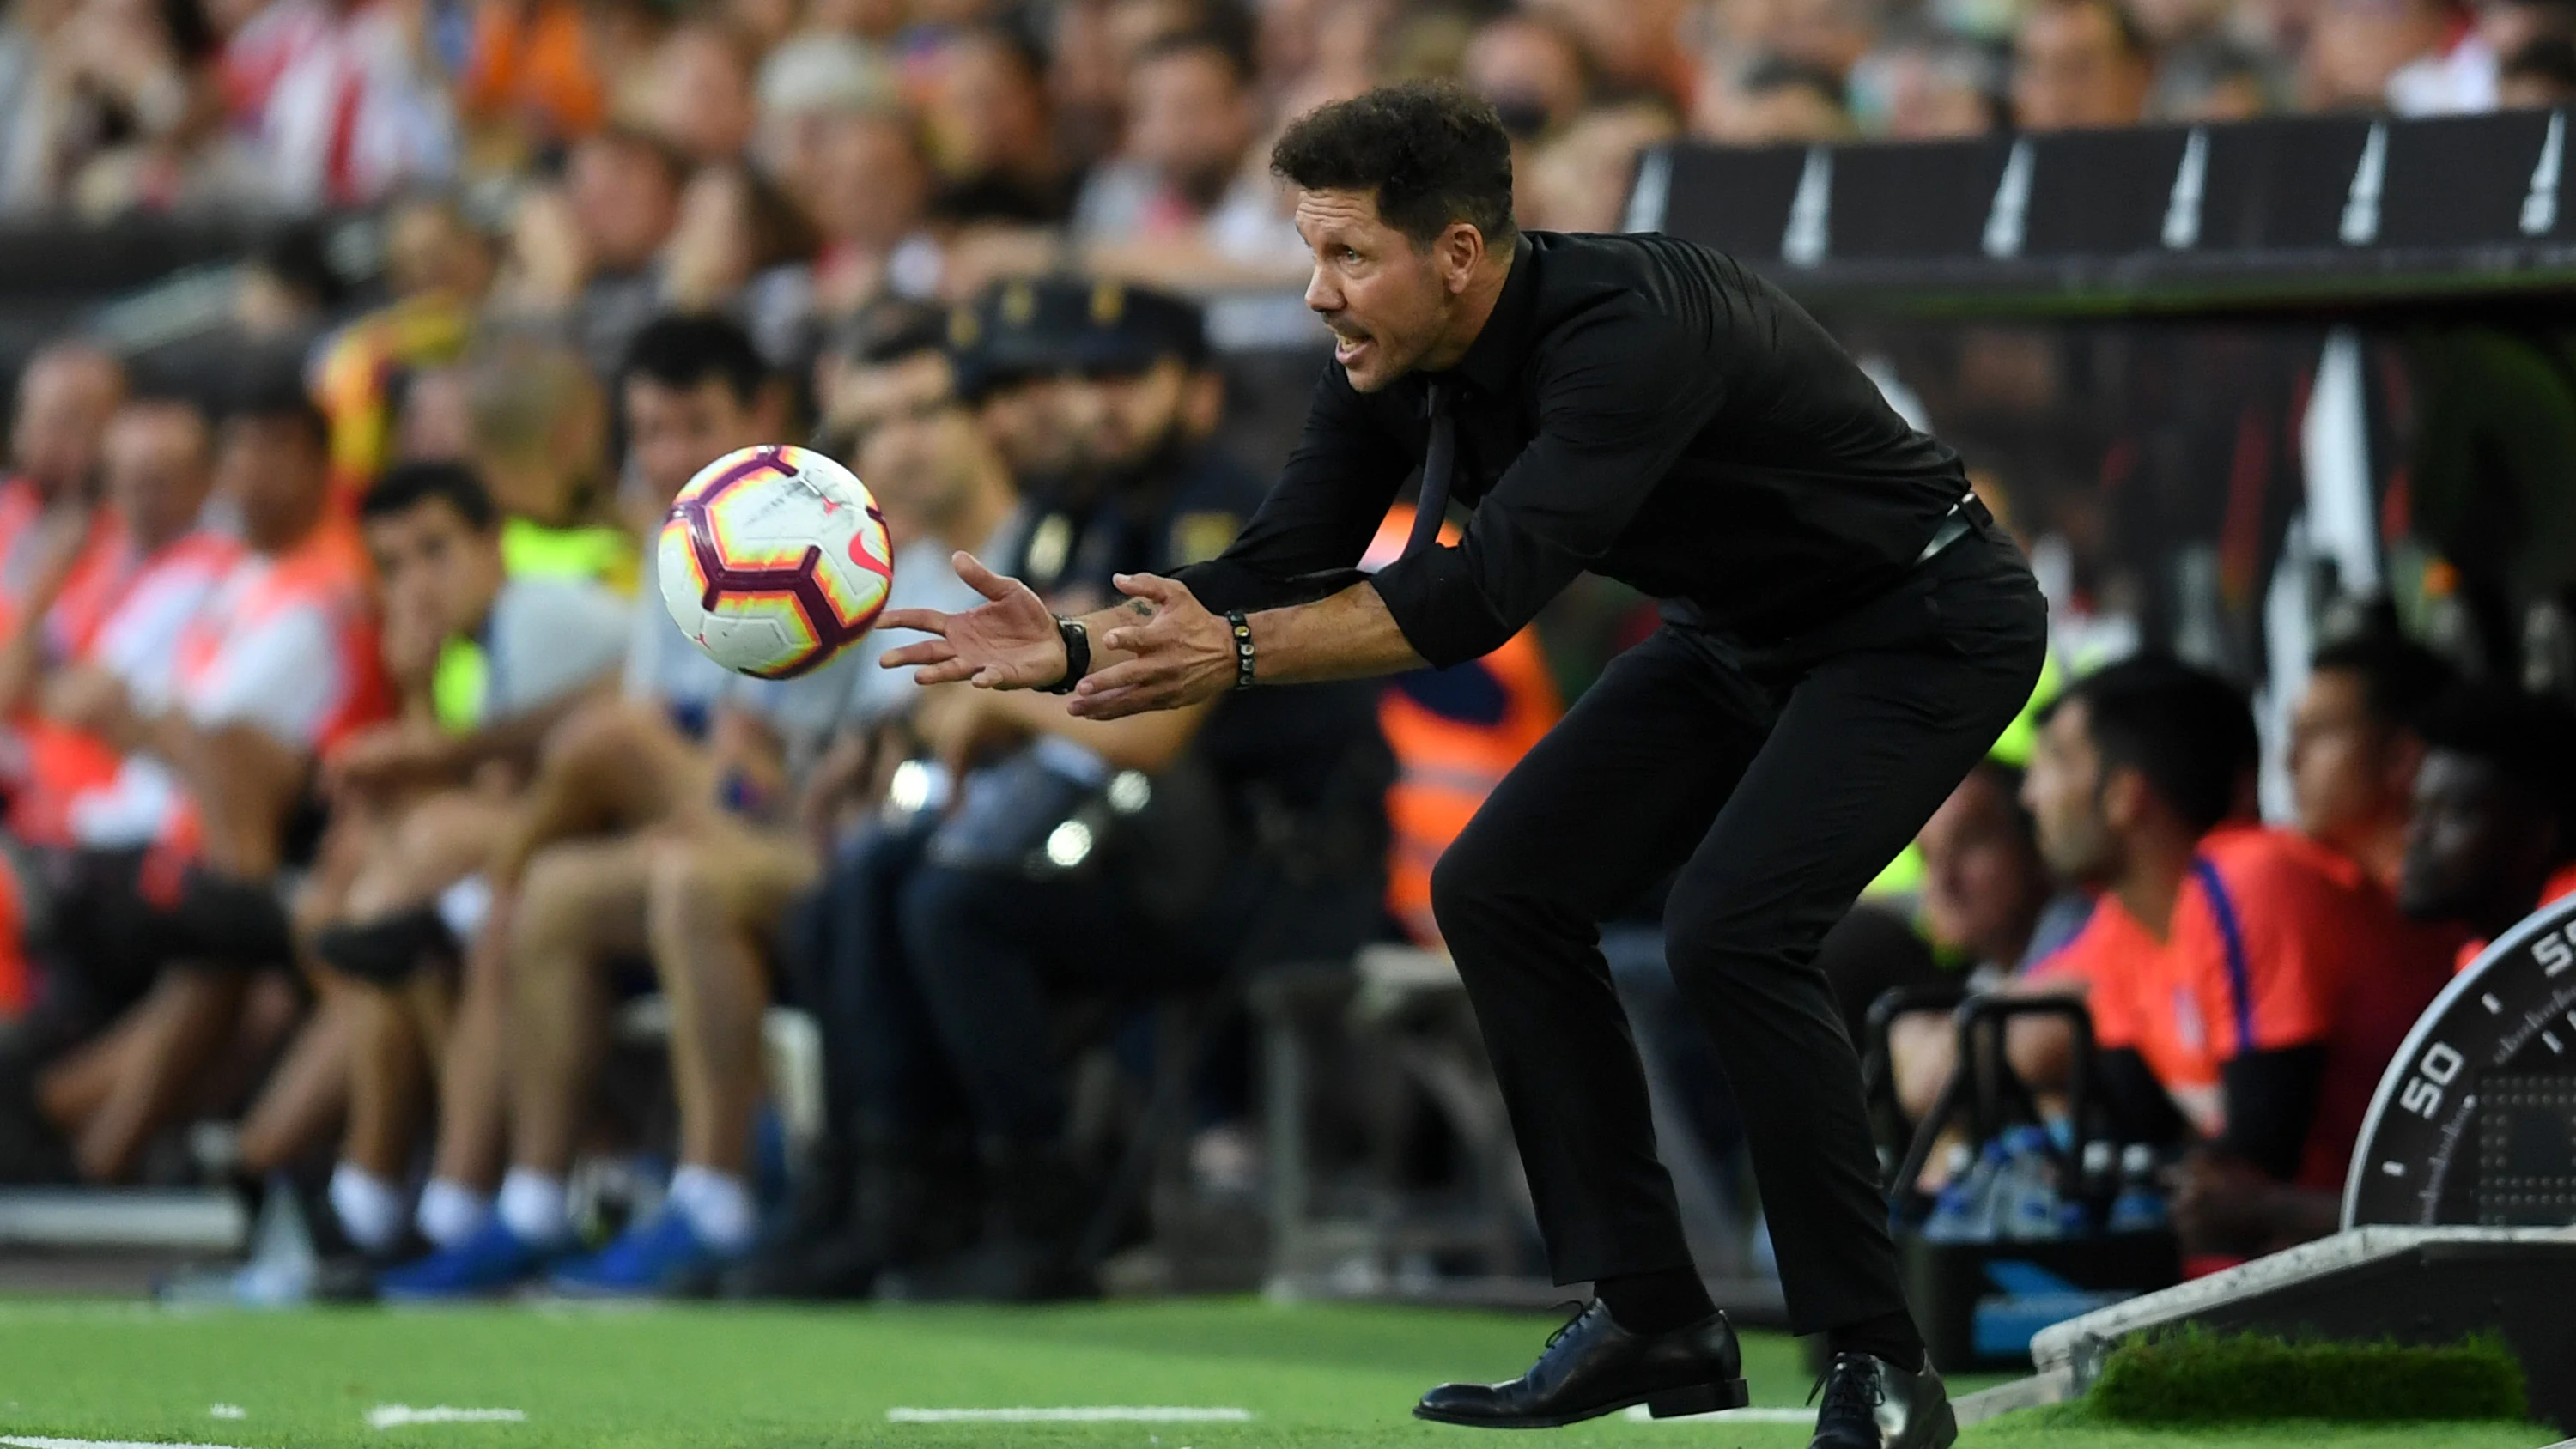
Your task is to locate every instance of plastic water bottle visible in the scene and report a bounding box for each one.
[1922,1137,2009,1241]
[2081,1139,2117,1196]
[2107,1143,2168,1233]
[1996,1125,2063,1240]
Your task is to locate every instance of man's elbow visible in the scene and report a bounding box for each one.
[1403,613,1518,673]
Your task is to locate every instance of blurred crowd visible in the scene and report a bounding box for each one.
[0,255,1466,1301]
[5,0,2576,239]
[0,0,2566,1313]
[0,247,2567,1301]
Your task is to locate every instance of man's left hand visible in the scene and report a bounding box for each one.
[1072,573,1235,720]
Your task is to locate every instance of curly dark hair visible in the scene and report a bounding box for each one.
[1269,81,1516,251]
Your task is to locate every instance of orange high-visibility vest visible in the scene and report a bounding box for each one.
[1365,506,1562,948]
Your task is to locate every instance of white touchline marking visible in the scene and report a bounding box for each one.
[366,1407,528,1429]
[3,1438,252,1449]
[207,1407,245,1421]
[1622,1406,1816,1423]
[885,1408,1254,1423]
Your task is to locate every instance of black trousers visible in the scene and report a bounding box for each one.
[1429,518,2047,1337]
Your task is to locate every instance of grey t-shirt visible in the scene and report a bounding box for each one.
[622,537,869,745]
[479,573,632,723]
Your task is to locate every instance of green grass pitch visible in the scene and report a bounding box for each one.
[0,1299,2551,1449]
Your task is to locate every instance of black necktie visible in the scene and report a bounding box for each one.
[1403,380,1455,558]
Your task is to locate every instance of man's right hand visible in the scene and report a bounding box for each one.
[878,553,1071,690]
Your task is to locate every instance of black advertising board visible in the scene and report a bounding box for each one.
[1631,111,2576,315]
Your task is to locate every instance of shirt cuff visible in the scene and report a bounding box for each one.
[1366,549,1513,670]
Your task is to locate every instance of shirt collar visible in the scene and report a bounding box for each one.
[1438,233,1538,400]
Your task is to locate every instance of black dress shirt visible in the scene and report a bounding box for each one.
[1170,230,1972,670]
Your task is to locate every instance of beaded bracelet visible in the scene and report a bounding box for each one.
[1225,609,1256,690]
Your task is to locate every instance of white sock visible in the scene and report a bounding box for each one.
[413,1178,492,1250]
[495,1168,572,1247]
[327,1164,406,1255]
[665,1164,756,1252]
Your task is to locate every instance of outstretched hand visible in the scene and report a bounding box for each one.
[1069,572,1234,719]
[877,552,1068,690]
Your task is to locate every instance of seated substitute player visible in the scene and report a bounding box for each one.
[377,314,869,1299]
[31,379,387,1183]
[723,345,1022,1301]
[0,394,242,1056]
[886,82,2044,1443]
[742,278,1389,1304]
[287,461,630,1269]
[2286,629,2455,894]
[1874,755,2098,1131]
[0,340,127,717]
[459,339,638,590]
[1898,632,2462,1143]
[2398,682,2576,967]
[2014,657,2451,1261]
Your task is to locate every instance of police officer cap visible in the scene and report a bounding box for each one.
[948,276,1206,400]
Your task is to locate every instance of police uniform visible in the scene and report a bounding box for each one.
[889,278,1389,1147]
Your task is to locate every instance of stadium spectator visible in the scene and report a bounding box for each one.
[2482,0,2576,63]
[452,0,609,158]
[494,126,685,379]
[2012,0,2155,129]
[807,108,942,315]
[0,342,125,664]
[1529,0,1697,113]
[2014,658,2449,1258]
[2499,32,2576,102]
[0,0,62,210]
[660,163,821,366]
[812,298,954,449]
[2287,632,2456,893]
[1072,30,1308,289]
[16,0,263,218]
[2151,37,2278,118]
[1774,0,1888,81]
[640,21,757,167]
[1460,12,1594,136]
[374,314,855,1298]
[32,379,385,1182]
[1522,100,1679,232]
[922,25,1082,227]
[2306,0,2494,112]
[312,191,495,490]
[753,33,901,208]
[220,0,456,208]
[1849,35,2004,139]
[1695,55,1855,143]
[2398,683,2576,963]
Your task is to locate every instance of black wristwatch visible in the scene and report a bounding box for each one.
[1041,615,1089,694]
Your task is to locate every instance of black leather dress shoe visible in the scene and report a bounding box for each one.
[1807,1352,1956,1449]
[1413,1301,1748,1429]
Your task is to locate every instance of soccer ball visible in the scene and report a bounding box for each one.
[658,444,896,678]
